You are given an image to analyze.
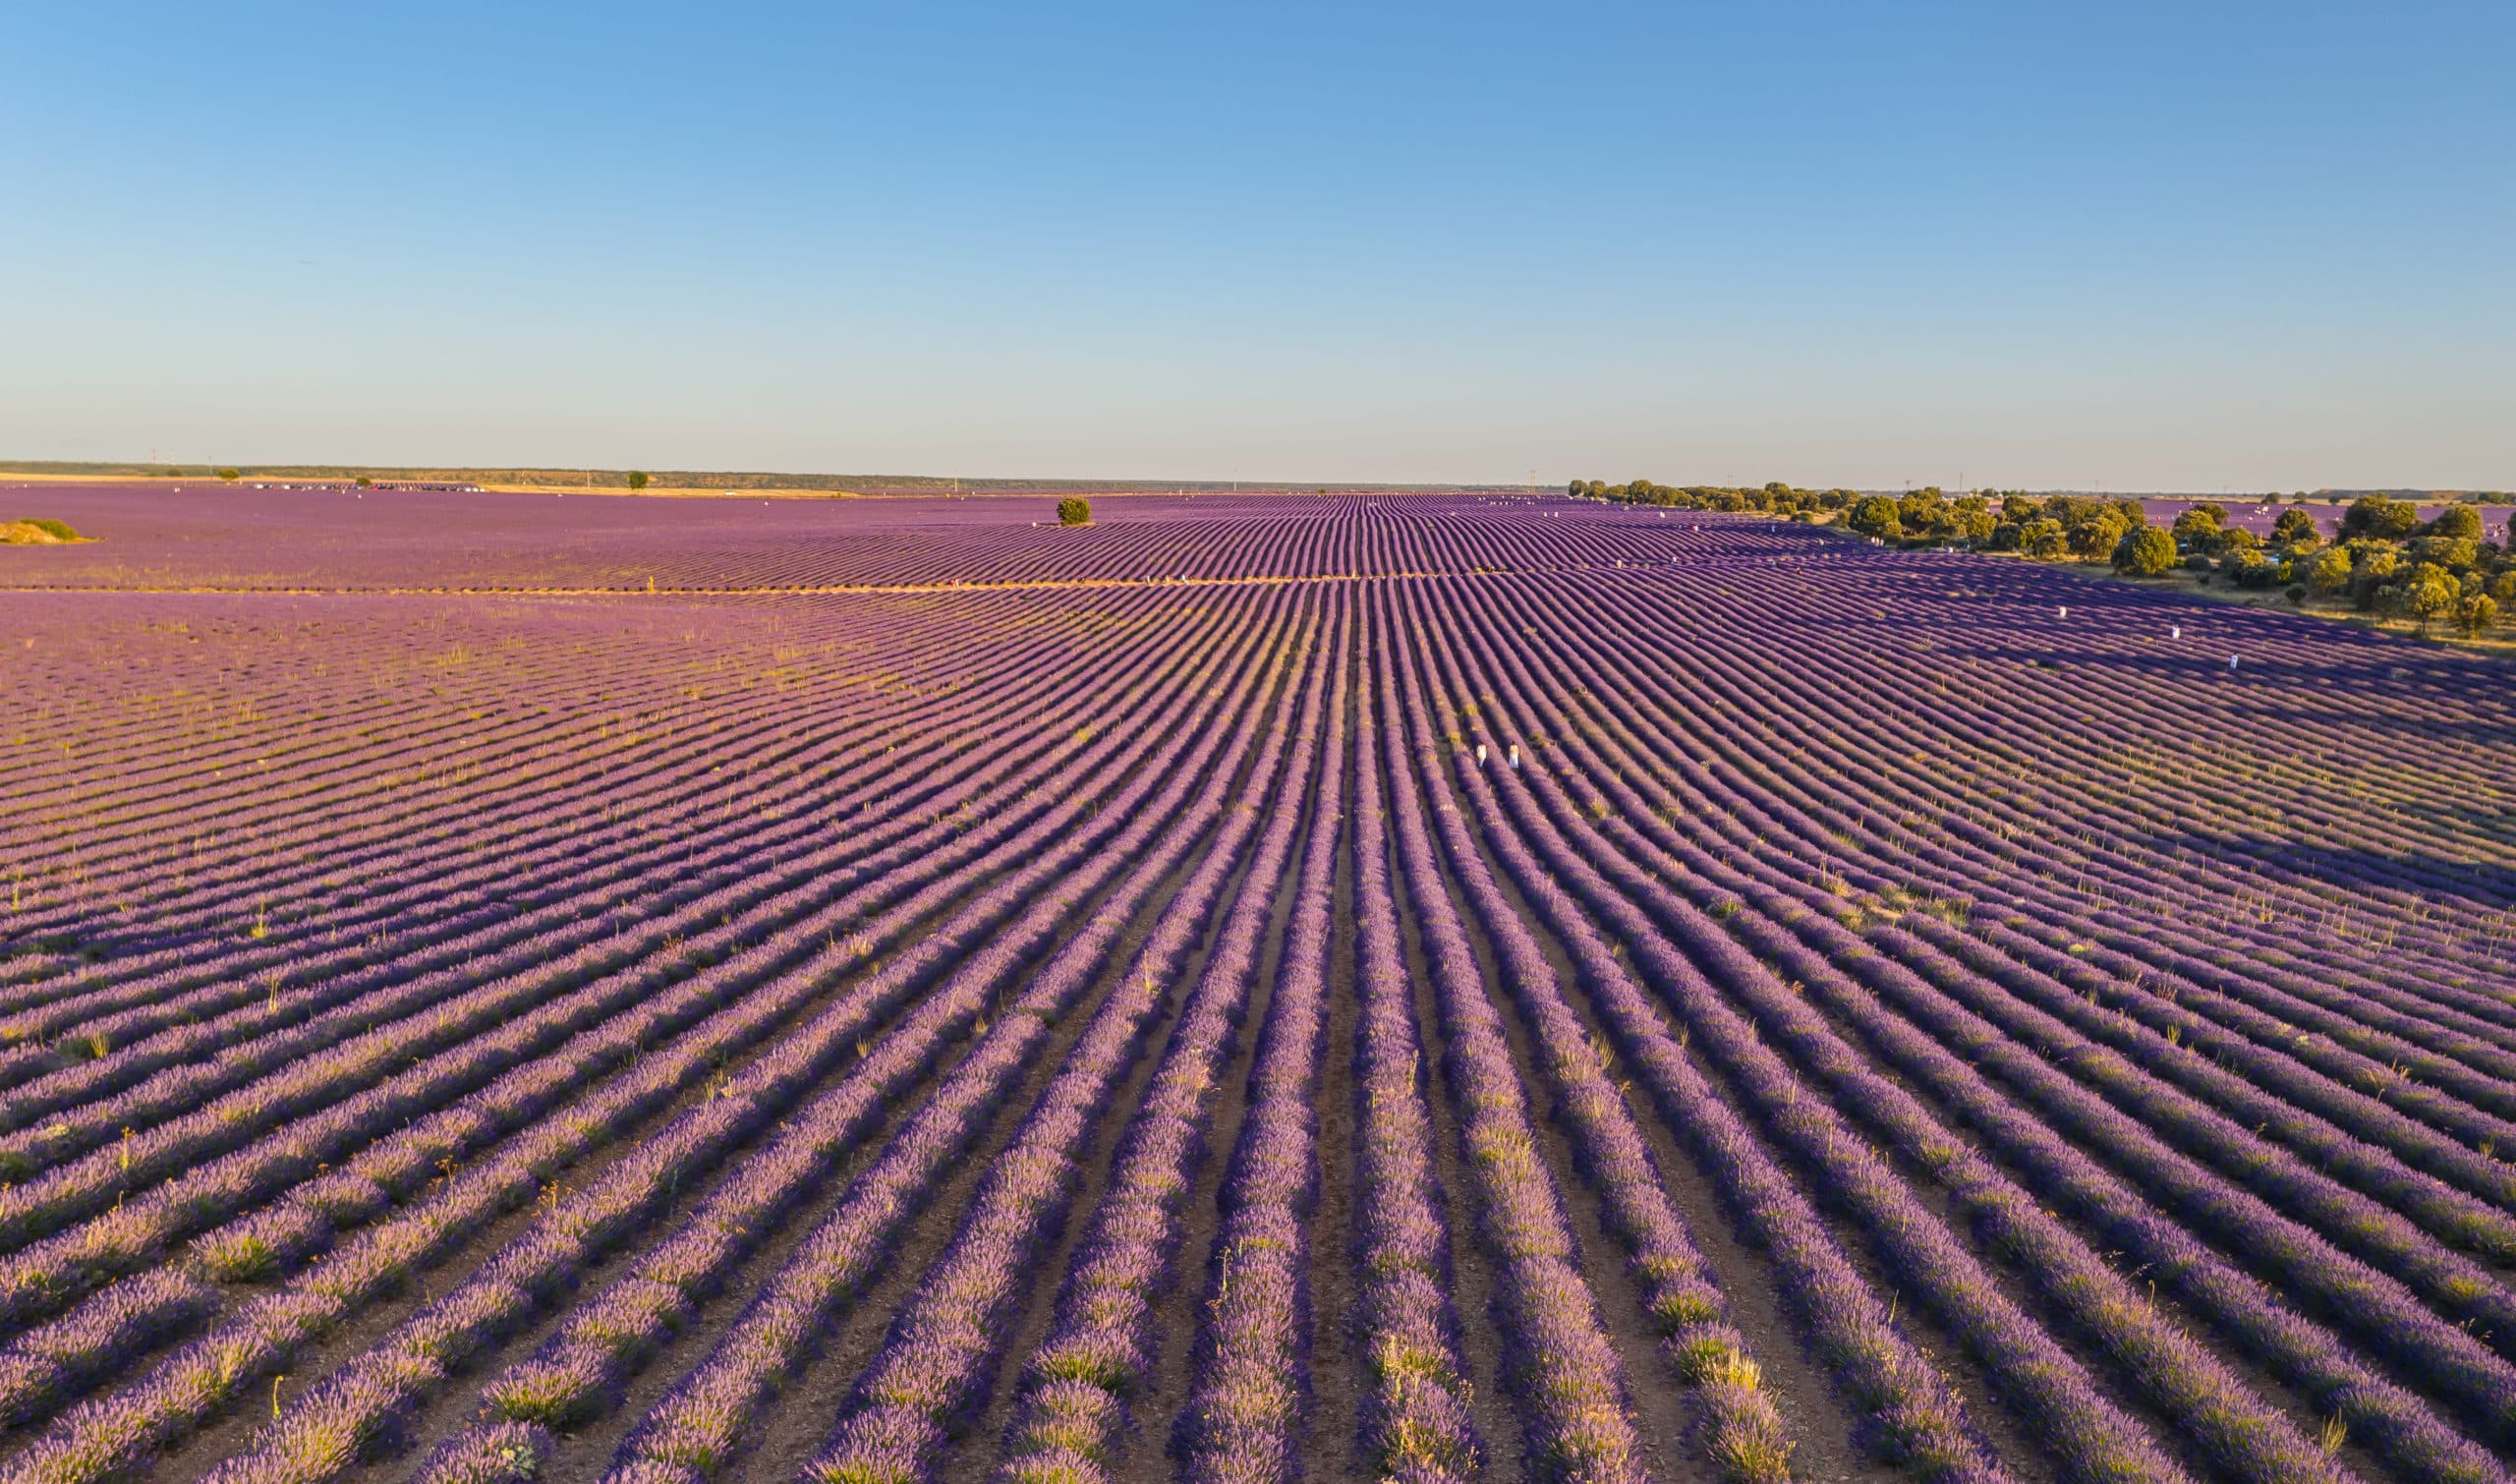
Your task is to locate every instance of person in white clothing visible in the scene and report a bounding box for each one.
[1509,744,1520,770]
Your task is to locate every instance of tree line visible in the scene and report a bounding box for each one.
[1571,482,2508,638]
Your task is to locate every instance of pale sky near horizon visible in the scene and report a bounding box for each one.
[2,2,2508,491]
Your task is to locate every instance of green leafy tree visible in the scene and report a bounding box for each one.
[2115,525,2178,577]
[2401,562,2458,627]
[2270,508,2321,549]
[2342,495,2420,540]
[2071,510,2131,561]
[1847,496,1904,541]
[1058,497,1093,526]
[627,471,651,491]
[2426,504,2484,542]
[2412,535,2480,572]
[2454,593,2499,638]
[2170,506,2226,553]
[216,468,241,483]
[354,476,372,488]
[2225,547,2276,588]
[2022,519,2070,559]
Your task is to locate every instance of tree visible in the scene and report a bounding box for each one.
[2270,508,2320,549]
[2426,504,2484,542]
[1846,496,1903,541]
[2022,519,2070,560]
[2303,547,2354,597]
[628,471,651,491]
[2401,562,2458,628]
[2115,525,2178,577]
[2412,535,2481,572]
[2170,506,2226,553]
[2341,494,2419,540]
[2225,547,2275,588]
[2454,593,2499,638]
[1058,497,1093,527]
[355,476,372,488]
[216,468,241,483]
[2071,510,2131,561]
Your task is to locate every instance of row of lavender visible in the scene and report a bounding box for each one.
[1,497,2511,1482]
[2,488,1695,593]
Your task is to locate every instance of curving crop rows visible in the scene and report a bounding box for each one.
[3,493,2514,1483]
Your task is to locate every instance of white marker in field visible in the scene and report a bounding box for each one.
[2171,625,2181,639]
[2058,605,2068,619]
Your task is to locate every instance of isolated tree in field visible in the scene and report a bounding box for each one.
[1846,496,1902,541]
[1058,497,1093,527]
[628,471,651,491]
[2115,525,2177,577]
[2454,593,2498,638]
[355,476,372,488]
[216,468,241,483]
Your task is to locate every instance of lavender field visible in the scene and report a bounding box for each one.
[4,490,2515,1484]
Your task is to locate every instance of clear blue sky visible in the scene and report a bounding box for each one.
[3,1,2508,489]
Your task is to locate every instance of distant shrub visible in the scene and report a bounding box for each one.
[2114,525,2177,577]
[1058,497,1093,527]
[2285,584,2308,602]
[355,476,372,488]
[2,518,85,544]
[628,471,651,491]
[216,468,241,483]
